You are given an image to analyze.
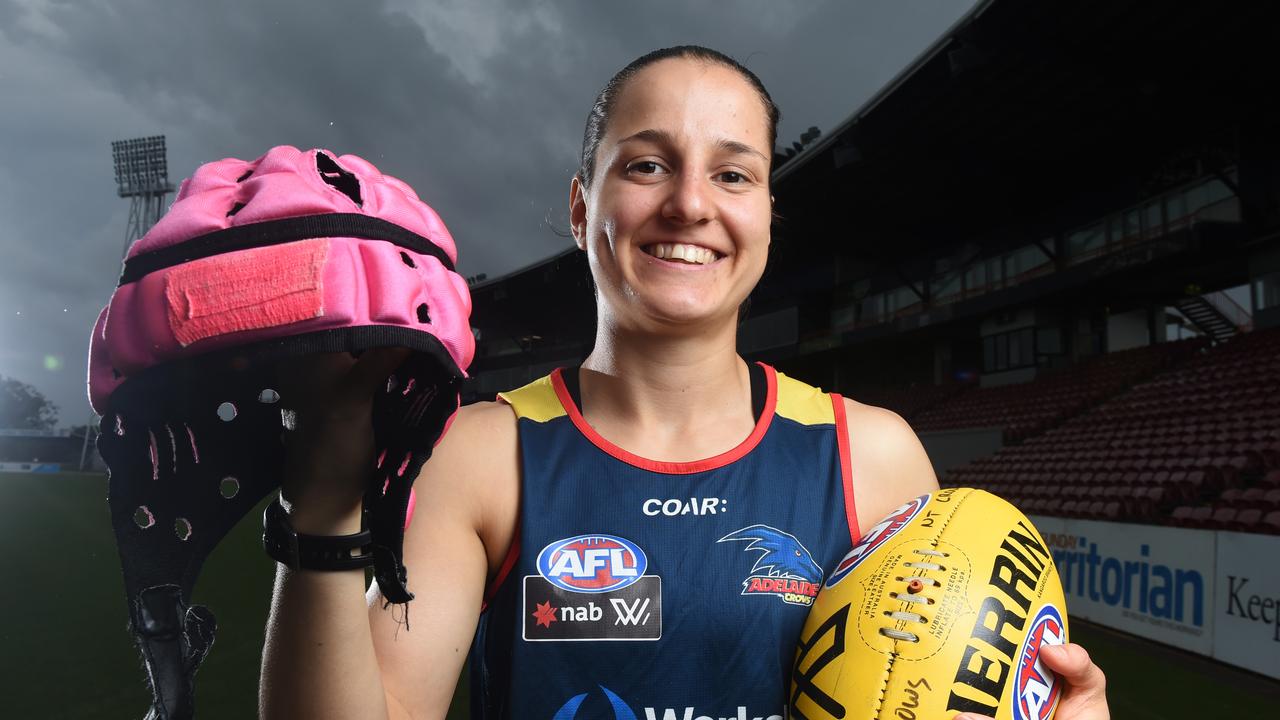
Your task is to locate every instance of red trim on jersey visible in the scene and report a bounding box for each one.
[481,534,521,612]
[549,363,777,475]
[831,393,860,544]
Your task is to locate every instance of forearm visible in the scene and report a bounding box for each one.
[259,509,392,720]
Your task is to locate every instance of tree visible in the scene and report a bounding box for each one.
[0,375,58,430]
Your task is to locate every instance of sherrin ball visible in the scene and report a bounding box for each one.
[791,488,1067,720]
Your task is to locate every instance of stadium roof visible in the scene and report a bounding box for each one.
[770,0,1277,262]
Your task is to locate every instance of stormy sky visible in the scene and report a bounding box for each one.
[0,0,976,427]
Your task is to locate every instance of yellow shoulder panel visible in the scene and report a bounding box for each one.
[497,373,567,423]
[774,371,836,426]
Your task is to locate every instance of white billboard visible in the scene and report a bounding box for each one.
[1213,531,1280,680]
[1033,518,1216,655]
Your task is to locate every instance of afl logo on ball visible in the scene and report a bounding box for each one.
[537,534,648,594]
[825,494,929,588]
[1012,604,1066,720]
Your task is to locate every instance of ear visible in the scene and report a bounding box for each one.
[569,175,588,251]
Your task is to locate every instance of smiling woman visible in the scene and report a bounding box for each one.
[258,46,1108,720]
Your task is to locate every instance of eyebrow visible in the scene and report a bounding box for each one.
[617,128,769,164]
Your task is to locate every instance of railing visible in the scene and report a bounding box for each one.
[1203,288,1254,332]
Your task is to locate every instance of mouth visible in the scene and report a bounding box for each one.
[640,242,724,266]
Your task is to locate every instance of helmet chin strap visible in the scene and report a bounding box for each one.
[99,341,460,719]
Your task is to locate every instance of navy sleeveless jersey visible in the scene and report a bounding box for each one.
[471,363,860,720]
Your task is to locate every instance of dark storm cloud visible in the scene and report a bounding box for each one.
[0,0,974,425]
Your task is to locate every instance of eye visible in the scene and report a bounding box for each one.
[716,170,747,184]
[627,160,666,176]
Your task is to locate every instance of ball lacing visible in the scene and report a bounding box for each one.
[878,548,950,644]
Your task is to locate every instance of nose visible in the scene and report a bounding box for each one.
[661,171,714,226]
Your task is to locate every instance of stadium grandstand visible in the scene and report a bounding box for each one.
[0,428,98,472]
[461,0,1280,687]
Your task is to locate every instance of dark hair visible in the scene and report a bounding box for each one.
[577,45,781,189]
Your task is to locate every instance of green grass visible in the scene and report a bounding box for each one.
[4,471,1278,718]
[0,471,467,719]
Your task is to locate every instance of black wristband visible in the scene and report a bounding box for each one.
[262,496,375,571]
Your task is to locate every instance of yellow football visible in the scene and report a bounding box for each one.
[791,488,1068,720]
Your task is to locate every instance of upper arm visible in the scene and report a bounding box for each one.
[843,397,939,534]
[368,401,520,720]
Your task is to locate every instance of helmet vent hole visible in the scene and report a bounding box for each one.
[216,402,237,422]
[236,169,254,182]
[219,476,240,499]
[315,152,363,207]
[174,518,193,542]
[400,251,416,268]
[226,201,246,217]
[416,303,431,324]
[133,506,155,529]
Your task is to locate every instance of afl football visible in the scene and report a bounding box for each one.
[791,487,1067,720]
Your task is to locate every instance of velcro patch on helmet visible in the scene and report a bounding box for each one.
[165,237,329,346]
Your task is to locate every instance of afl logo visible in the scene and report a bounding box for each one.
[825,494,929,588]
[536,534,648,594]
[1012,604,1066,720]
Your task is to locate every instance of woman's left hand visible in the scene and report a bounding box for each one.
[953,642,1109,720]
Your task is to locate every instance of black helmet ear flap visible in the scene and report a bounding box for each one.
[101,352,286,720]
[100,335,463,719]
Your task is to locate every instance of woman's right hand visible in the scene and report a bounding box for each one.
[276,347,411,534]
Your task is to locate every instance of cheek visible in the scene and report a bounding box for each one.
[724,202,773,255]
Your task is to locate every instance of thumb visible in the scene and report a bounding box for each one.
[1041,643,1106,695]
[1040,643,1088,677]
[343,346,412,396]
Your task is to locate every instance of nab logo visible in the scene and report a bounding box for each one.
[1012,604,1066,720]
[552,685,636,720]
[537,534,648,593]
[825,494,928,588]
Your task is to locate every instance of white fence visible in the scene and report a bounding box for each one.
[1028,516,1279,681]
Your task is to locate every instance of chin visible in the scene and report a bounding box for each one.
[636,294,735,329]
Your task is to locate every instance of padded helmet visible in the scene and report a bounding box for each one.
[88,146,473,718]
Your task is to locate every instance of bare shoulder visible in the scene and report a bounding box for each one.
[426,399,519,481]
[840,396,939,534]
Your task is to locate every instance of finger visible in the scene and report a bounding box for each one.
[953,714,995,720]
[1042,643,1106,693]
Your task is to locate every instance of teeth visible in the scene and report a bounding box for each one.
[646,243,718,264]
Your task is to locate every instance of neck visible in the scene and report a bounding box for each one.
[576,315,755,461]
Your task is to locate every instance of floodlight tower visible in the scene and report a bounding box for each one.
[80,136,176,470]
[111,135,175,255]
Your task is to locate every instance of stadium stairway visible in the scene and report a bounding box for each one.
[942,327,1280,535]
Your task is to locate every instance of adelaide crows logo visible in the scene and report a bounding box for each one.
[718,524,824,606]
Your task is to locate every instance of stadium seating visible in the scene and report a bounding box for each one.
[943,327,1280,535]
[913,340,1205,441]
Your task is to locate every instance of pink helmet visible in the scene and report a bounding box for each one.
[89,146,473,719]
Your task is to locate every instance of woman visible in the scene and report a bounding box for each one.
[260,47,1108,720]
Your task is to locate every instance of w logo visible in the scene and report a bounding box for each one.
[610,597,652,626]
[553,685,637,720]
